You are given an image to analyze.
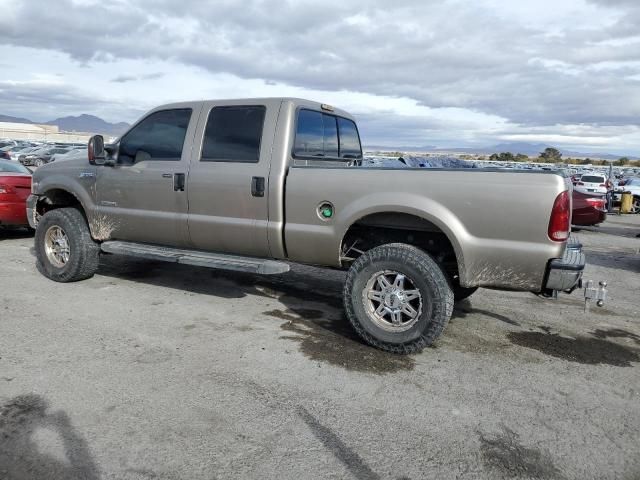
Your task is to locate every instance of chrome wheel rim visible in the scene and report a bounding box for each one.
[44,225,70,268]
[363,270,423,332]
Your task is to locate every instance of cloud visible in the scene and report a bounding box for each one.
[0,0,638,154]
[110,72,165,83]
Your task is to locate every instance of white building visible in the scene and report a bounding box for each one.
[0,122,93,143]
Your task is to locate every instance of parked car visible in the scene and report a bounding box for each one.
[28,97,600,354]
[0,159,32,228]
[574,174,609,195]
[572,190,607,226]
[20,146,72,167]
[49,146,86,163]
[614,177,640,213]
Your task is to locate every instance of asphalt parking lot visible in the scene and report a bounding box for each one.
[1,215,639,480]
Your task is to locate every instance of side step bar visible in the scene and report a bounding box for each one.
[100,241,290,275]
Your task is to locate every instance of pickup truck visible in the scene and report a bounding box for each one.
[27,97,592,354]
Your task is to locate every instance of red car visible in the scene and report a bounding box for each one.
[0,160,32,228]
[572,189,607,226]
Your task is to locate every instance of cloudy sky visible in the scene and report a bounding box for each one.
[1,0,639,154]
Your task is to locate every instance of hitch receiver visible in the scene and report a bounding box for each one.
[582,280,607,312]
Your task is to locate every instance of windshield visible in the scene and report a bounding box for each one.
[0,160,31,174]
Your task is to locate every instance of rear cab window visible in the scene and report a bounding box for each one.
[581,175,606,183]
[293,109,362,161]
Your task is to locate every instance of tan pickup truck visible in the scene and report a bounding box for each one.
[27,98,594,353]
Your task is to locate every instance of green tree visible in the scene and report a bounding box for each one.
[539,147,562,163]
[515,153,528,162]
[617,156,630,166]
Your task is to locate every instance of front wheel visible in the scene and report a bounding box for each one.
[35,208,100,282]
[343,243,454,354]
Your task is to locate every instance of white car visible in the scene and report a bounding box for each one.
[615,177,640,213]
[574,174,608,195]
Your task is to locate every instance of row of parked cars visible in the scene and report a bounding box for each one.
[0,140,86,167]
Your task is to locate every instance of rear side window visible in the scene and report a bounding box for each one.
[581,175,605,183]
[201,106,266,163]
[119,109,192,163]
[293,109,362,160]
[337,117,362,159]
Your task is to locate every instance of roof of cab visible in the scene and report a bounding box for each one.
[149,97,355,121]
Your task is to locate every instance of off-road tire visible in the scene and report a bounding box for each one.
[35,207,100,282]
[344,243,454,354]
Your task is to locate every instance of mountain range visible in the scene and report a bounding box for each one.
[0,114,130,136]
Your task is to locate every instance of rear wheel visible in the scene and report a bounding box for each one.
[344,243,454,354]
[35,208,100,282]
[632,197,640,214]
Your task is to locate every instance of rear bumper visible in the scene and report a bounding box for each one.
[544,242,585,292]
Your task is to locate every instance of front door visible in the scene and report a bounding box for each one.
[186,100,279,257]
[96,106,200,247]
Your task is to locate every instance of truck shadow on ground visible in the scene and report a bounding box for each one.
[0,227,34,241]
[97,256,416,374]
[0,394,99,480]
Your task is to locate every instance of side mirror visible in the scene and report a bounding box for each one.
[88,135,106,165]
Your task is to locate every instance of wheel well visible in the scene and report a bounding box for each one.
[341,212,460,277]
[36,189,82,218]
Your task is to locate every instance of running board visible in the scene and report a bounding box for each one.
[100,241,290,275]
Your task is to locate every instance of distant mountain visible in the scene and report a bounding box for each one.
[0,113,129,136]
[0,114,34,124]
[45,114,130,136]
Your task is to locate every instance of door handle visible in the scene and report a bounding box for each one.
[161,173,172,178]
[251,176,265,197]
[174,173,185,192]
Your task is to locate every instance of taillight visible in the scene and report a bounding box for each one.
[0,184,16,195]
[599,184,606,187]
[577,182,584,186]
[586,198,606,210]
[548,190,570,242]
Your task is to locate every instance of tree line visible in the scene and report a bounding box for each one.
[488,147,639,166]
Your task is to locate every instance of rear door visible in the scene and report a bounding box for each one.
[186,99,280,257]
[96,105,201,246]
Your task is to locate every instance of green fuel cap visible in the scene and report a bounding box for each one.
[318,202,334,220]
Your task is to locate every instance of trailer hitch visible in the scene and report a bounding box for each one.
[582,280,607,312]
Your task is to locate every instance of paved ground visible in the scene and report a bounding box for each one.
[1,215,639,480]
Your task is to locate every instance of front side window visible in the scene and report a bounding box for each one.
[201,106,266,163]
[119,109,192,163]
[293,109,362,159]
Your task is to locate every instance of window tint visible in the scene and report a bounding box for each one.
[0,159,30,173]
[119,109,192,163]
[294,110,324,157]
[293,109,361,159]
[201,106,266,163]
[337,117,362,159]
[581,175,605,183]
[323,114,339,157]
